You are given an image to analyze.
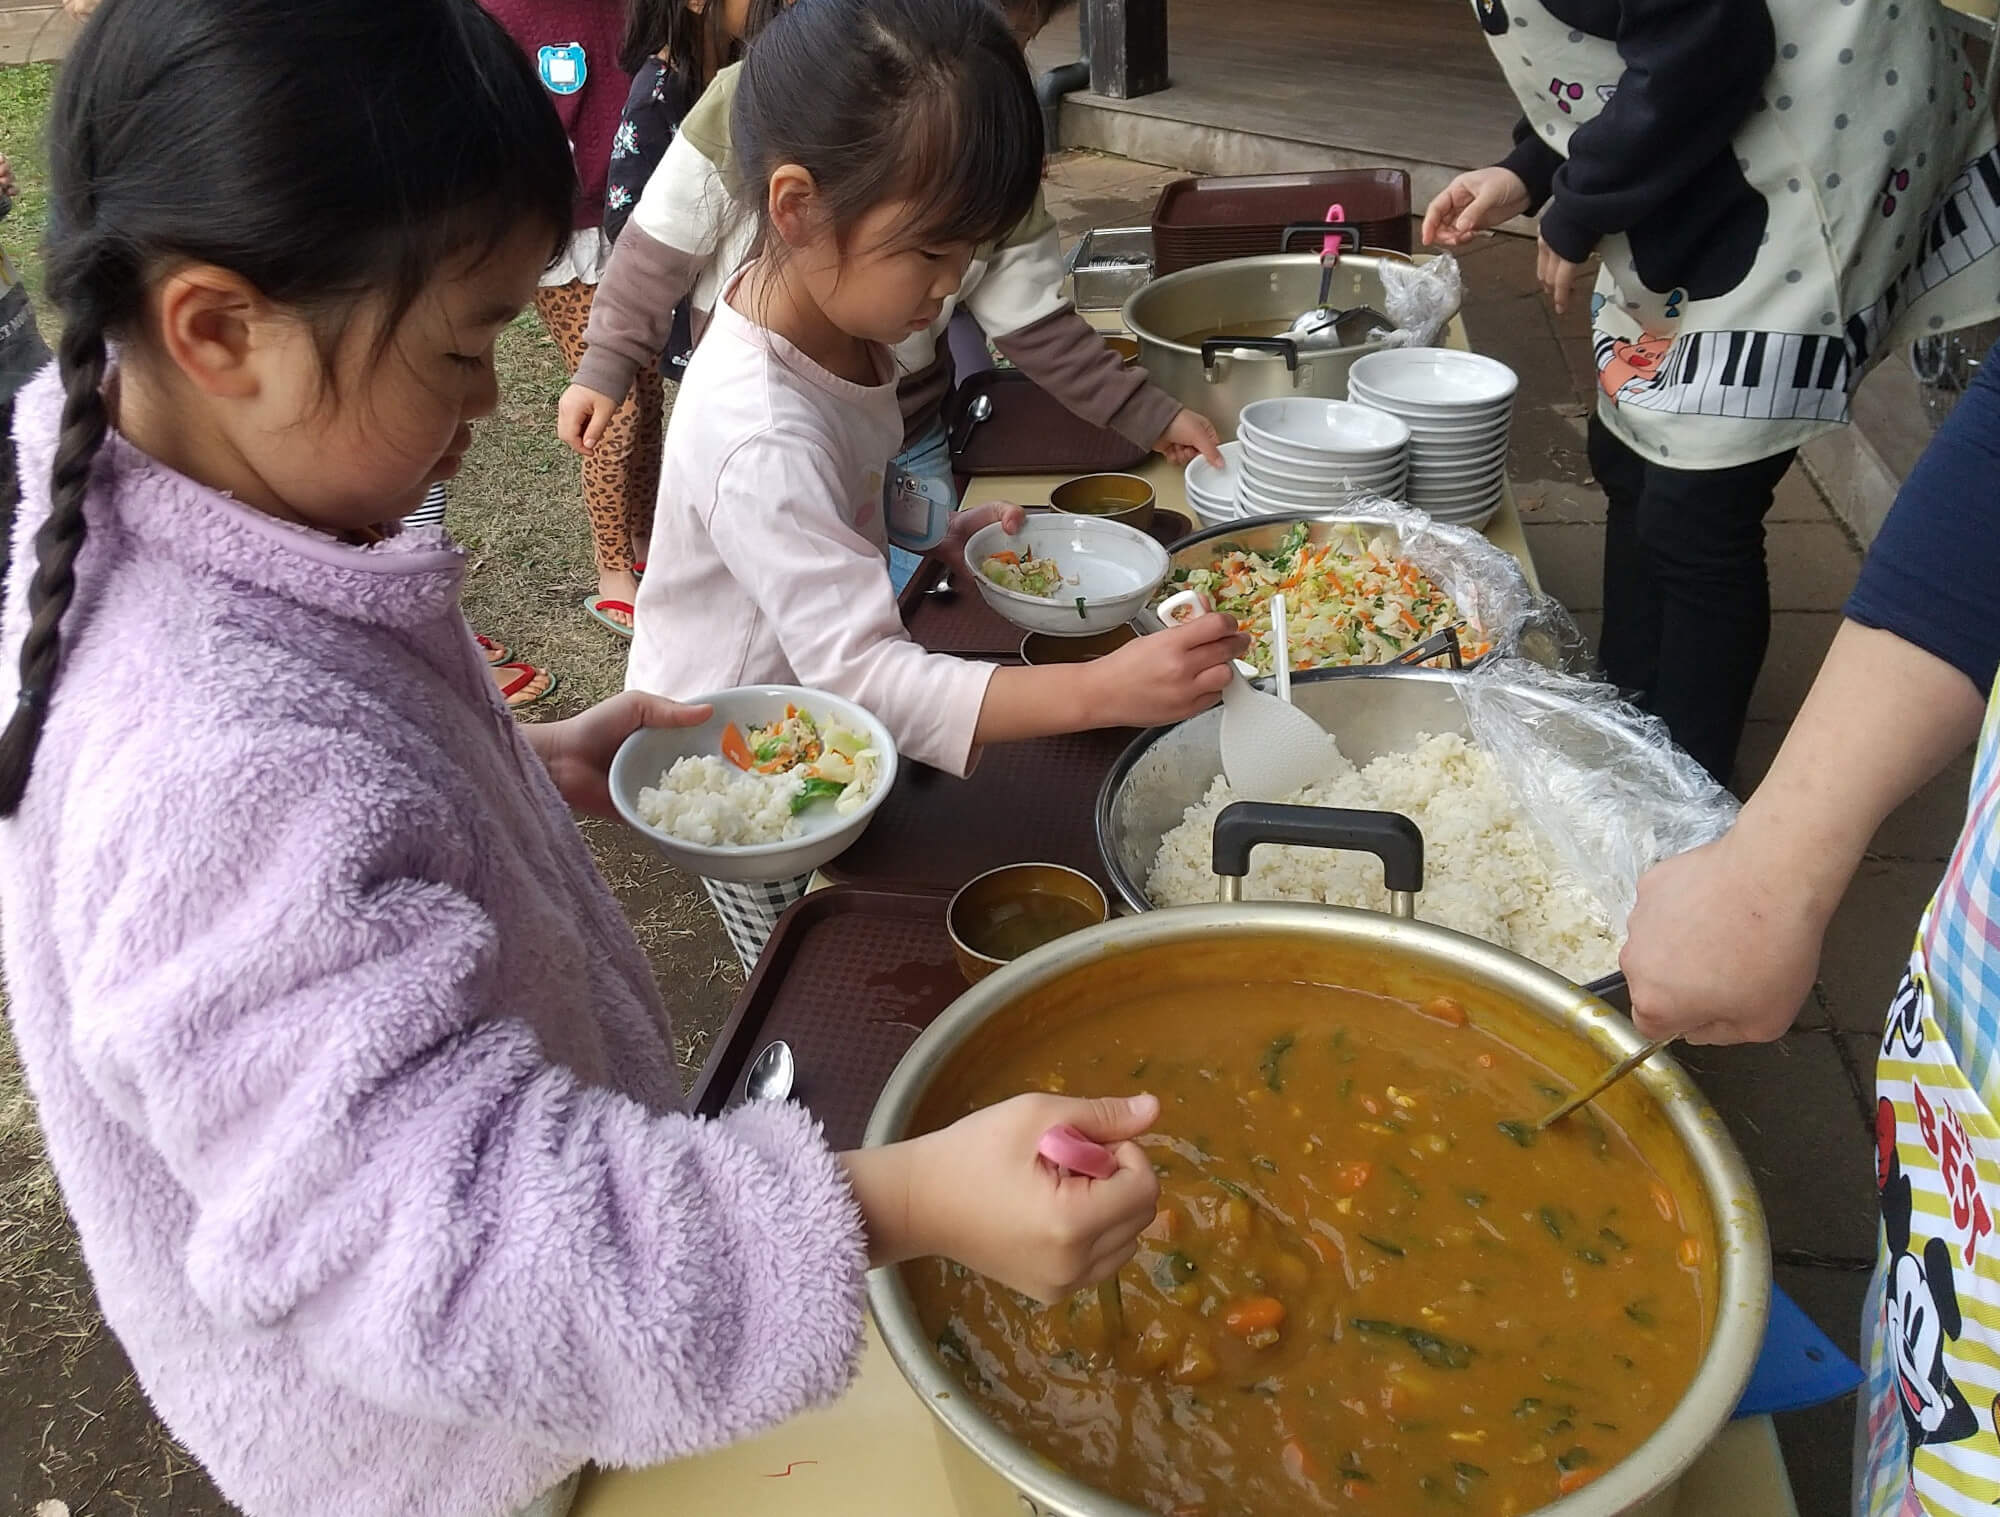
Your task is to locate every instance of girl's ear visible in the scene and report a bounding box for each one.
[767,163,821,250]
[152,264,270,401]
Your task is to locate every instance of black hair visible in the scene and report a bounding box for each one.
[619,0,786,85]
[0,0,576,816]
[731,0,1044,260]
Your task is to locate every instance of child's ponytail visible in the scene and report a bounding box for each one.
[0,310,107,815]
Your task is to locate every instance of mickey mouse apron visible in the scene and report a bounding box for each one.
[1467,0,2000,470]
[1863,685,2000,1517]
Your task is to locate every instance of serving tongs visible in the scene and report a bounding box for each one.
[1392,623,1467,671]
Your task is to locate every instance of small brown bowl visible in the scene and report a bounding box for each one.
[1048,471,1156,532]
[1019,624,1138,665]
[1104,334,1141,366]
[947,863,1109,984]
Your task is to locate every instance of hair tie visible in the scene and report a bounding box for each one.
[15,685,45,713]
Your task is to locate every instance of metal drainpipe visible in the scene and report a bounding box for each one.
[1033,0,1092,148]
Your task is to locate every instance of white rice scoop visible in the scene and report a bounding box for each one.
[1157,589,1346,803]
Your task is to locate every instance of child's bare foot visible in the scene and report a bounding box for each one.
[493,660,557,710]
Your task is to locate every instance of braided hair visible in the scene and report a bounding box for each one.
[0,0,576,815]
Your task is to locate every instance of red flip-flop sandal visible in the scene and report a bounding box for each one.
[583,595,635,639]
[493,661,559,710]
[475,633,510,666]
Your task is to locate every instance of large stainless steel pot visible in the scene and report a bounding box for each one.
[1123,251,1410,439]
[1100,665,1580,914]
[866,802,1770,1517]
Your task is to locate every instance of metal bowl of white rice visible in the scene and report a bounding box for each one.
[610,685,899,884]
[1095,666,1626,982]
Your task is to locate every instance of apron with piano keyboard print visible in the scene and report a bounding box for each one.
[1470,0,2000,470]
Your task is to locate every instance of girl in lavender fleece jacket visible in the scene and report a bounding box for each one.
[0,5,1165,1516]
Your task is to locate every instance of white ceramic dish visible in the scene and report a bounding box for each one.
[1385,409,1514,438]
[1243,461,1407,496]
[1240,474,1407,512]
[610,684,900,884]
[1185,442,1248,518]
[964,515,1171,637]
[1240,447,1404,488]
[1349,390,1514,428]
[1347,347,1519,410]
[1237,397,1410,459]
[1410,444,1512,474]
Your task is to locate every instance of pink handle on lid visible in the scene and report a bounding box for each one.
[1037,1124,1120,1180]
[1322,202,1347,260]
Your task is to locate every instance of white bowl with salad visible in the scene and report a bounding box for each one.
[965,514,1171,637]
[609,686,899,883]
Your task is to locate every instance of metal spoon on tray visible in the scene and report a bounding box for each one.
[745,1039,796,1102]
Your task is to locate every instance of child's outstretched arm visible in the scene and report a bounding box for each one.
[562,129,734,454]
[61,723,882,1465]
[966,194,1222,466]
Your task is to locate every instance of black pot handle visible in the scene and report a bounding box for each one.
[1201,334,1299,374]
[1280,222,1364,256]
[1211,802,1424,917]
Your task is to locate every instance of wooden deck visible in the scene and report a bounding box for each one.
[1029,0,1521,202]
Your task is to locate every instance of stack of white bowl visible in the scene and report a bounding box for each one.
[1346,348,1517,530]
[1231,398,1410,518]
[1183,441,1249,526]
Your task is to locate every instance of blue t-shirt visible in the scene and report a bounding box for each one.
[1847,343,2000,698]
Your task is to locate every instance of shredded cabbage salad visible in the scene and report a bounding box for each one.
[980,548,1069,599]
[1162,523,1492,675]
[719,705,882,816]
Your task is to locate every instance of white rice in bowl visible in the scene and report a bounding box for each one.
[1147,731,1620,982]
[637,756,809,847]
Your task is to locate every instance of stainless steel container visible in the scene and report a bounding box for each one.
[1122,251,1410,438]
[1099,666,1553,914]
[866,798,1770,1517]
[1065,226,1154,311]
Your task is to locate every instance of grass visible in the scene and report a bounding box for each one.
[0,59,740,1515]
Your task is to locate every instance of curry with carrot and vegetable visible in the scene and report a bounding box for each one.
[906,980,1707,1516]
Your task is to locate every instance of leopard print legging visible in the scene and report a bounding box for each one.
[534,279,663,580]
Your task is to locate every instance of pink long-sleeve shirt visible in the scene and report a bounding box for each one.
[0,368,869,1517]
[624,286,995,776]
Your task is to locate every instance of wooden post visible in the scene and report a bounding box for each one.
[1086,0,1168,100]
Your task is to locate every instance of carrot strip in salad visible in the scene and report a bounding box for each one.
[720,723,756,771]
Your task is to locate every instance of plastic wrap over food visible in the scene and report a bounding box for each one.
[1456,658,1739,937]
[1334,497,1590,672]
[1376,252,1463,350]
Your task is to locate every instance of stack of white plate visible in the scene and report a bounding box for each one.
[1231,398,1410,517]
[1346,348,1517,530]
[1184,441,1249,525]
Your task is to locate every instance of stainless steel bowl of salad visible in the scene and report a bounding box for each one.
[1157,514,1515,676]
[608,685,899,883]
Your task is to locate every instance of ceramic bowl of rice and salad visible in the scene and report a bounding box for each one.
[609,686,898,882]
[965,514,1171,637]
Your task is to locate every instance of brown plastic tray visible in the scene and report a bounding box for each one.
[1152,169,1412,274]
[690,886,961,1150]
[897,508,1195,657]
[820,725,1136,894]
[948,370,1151,476]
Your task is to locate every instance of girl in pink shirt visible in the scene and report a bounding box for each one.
[625,0,1244,966]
